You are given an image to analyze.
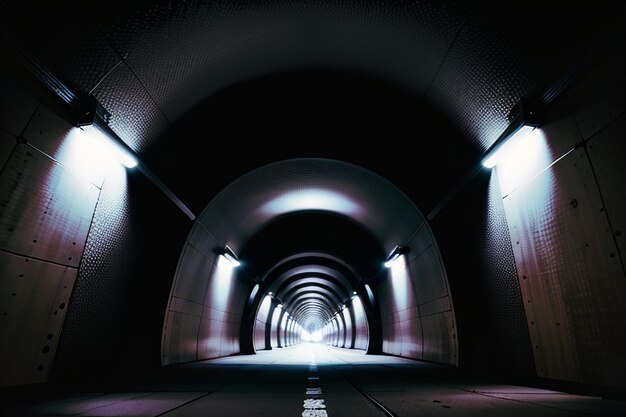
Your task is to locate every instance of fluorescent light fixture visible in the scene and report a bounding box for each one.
[384,245,406,268]
[77,100,138,168]
[221,245,240,267]
[352,291,357,295]
[482,99,540,169]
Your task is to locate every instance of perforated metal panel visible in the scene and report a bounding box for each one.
[92,62,169,154]
[51,170,134,380]
[425,12,537,151]
[481,171,535,376]
[103,0,464,122]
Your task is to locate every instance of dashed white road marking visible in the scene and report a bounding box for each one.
[303,355,328,417]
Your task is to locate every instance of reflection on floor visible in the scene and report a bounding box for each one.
[3,343,625,416]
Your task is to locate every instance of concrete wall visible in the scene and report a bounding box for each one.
[378,222,458,365]
[352,297,369,350]
[0,59,128,387]
[253,295,272,351]
[496,46,626,389]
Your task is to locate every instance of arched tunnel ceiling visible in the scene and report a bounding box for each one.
[202,158,421,336]
[1,1,622,216]
[203,159,422,262]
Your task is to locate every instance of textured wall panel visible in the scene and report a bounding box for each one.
[422,311,456,364]
[410,245,448,304]
[0,252,76,387]
[162,311,200,365]
[377,222,456,364]
[92,62,169,154]
[352,297,368,351]
[172,244,212,305]
[40,33,122,95]
[23,104,107,188]
[568,47,625,141]
[221,320,239,355]
[504,148,626,388]
[104,1,462,122]
[0,144,99,267]
[399,309,422,359]
[51,163,133,381]
[188,223,221,264]
[419,295,451,317]
[197,316,223,359]
[406,224,433,263]
[163,245,247,362]
[481,172,535,376]
[587,114,626,272]
[169,296,202,317]
[0,131,15,171]
[425,13,536,151]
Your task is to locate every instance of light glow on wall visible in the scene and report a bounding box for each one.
[388,255,412,311]
[260,189,361,216]
[207,254,236,312]
[482,125,536,169]
[493,129,555,197]
[80,125,137,168]
[59,127,123,186]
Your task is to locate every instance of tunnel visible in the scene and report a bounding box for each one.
[1,1,625,416]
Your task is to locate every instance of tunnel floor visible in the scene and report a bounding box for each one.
[3,344,625,416]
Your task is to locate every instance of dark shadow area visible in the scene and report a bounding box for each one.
[145,68,479,217]
[238,212,386,280]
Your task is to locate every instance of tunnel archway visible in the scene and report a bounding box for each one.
[162,158,457,366]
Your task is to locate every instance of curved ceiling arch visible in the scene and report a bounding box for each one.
[286,291,339,314]
[201,158,424,263]
[281,282,344,308]
[8,0,599,155]
[166,158,436,358]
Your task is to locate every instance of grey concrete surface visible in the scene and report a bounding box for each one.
[2,344,625,416]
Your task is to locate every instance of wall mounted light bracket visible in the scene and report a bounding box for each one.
[3,33,196,221]
[384,245,408,268]
[481,98,540,169]
[221,245,241,267]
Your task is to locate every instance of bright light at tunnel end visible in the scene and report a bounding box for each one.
[303,330,323,343]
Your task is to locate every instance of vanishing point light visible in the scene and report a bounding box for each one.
[481,99,540,169]
[221,245,241,267]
